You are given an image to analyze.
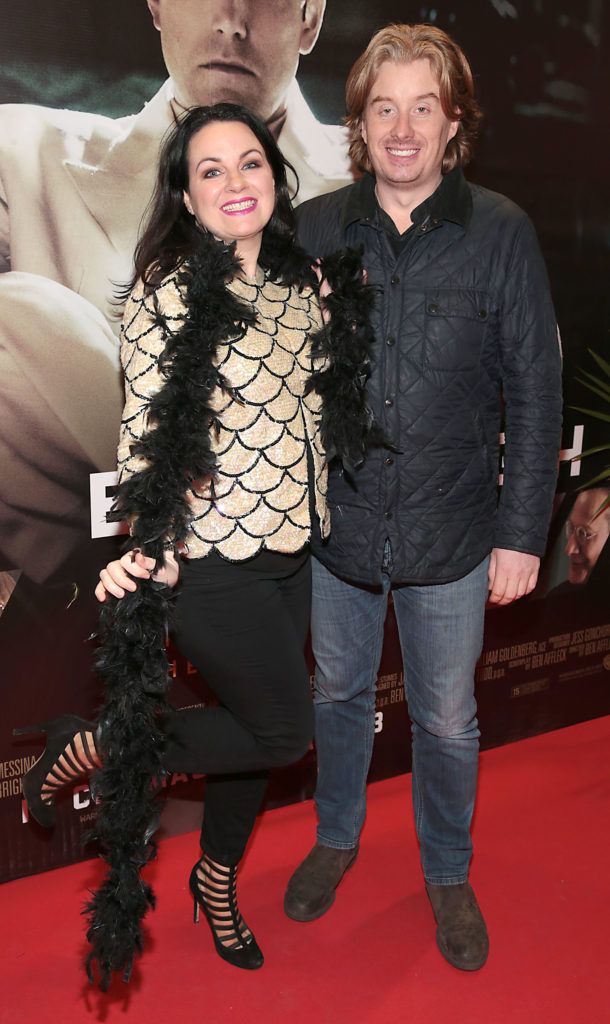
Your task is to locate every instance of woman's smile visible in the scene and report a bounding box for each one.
[221,196,259,215]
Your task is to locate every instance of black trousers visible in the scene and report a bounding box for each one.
[163,551,313,864]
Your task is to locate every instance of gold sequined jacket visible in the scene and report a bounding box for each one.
[118,266,330,561]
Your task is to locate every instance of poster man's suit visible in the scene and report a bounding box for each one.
[0,81,353,580]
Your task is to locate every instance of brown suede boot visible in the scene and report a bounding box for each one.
[426,881,489,971]
[284,844,358,922]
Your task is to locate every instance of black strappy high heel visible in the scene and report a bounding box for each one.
[189,854,264,970]
[13,715,99,827]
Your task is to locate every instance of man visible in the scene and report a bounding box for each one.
[564,488,610,587]
[284,24,562,971]
[0,0,351,581]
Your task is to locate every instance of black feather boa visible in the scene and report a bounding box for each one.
[85,234,384,989]
[307,248,388,476]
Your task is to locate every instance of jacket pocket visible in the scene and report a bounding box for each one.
[424,288,490,371]
[471,407,494,481]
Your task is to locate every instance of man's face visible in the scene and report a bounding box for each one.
[361,58,459,199]
[147,0,325,121]
[565,489,610,585]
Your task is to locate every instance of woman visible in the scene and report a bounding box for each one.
[16,103,382,987]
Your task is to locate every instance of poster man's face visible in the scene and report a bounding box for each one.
[361,58,458,198]
[565,489,610,585]
[147,0,325,121]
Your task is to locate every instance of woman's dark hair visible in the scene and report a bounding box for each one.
[129,103,299,294]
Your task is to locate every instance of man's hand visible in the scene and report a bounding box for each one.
[487,548,540,606]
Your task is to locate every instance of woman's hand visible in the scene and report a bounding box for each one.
[95,549,180,602]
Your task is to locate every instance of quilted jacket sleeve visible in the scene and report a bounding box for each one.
[494,214,562,555]
[295,189,347,258]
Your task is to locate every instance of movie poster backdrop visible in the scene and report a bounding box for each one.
[1,1,609,882]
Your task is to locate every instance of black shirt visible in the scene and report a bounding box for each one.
[344,167,471,261]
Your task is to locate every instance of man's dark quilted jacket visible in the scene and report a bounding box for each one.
[297,169,563,586]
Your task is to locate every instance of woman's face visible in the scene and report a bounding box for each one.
[183,120,276,251]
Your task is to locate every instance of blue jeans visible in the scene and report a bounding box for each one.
[311,547,489,884]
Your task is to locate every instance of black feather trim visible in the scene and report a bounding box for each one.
[259,233,317,290]
[305,248,391,477]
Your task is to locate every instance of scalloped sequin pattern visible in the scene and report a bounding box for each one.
[118,269,330,561]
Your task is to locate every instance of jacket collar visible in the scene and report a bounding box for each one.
[278,81,353,203]
[64,81,177,254]
[342,166,473,233]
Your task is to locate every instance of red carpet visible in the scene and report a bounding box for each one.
[2,716,609,1024]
